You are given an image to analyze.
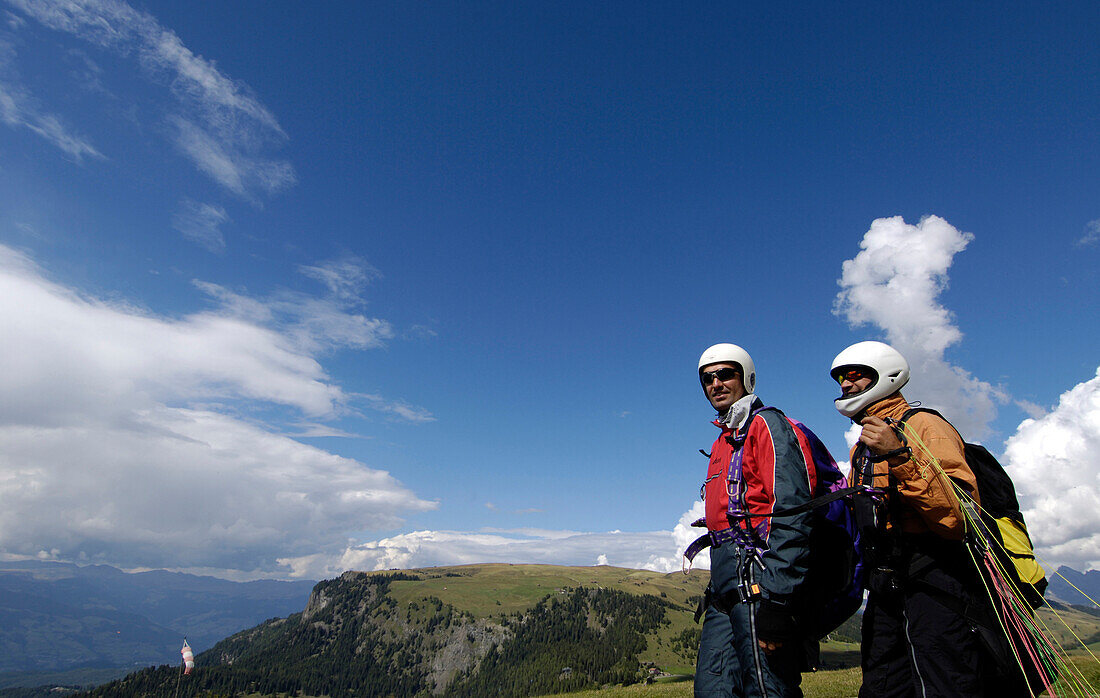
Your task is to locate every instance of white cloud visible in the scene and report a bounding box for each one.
[172,199,228,252]
[843,422,862,451]
[0,38,103,160]
[194,275,395,357]
[67,49,106,96]
[286,422,366,439]
[405,324,438,341]
[1005,367,1100,571]
[5,0,280,132]
[4,0,294,199]
[0,244,434,576]
[197,261,393,356]
[357,394,435,423]
[0,407,436,572]
[834,215,1006,438]
[1078,219,1100,247]
[283,298,393,354]
[300,258,382,301]
[1014,399,1047,421]
[277,500,710,580]
[170,117,294,200]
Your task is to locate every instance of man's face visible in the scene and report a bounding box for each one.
[701,362,746,412]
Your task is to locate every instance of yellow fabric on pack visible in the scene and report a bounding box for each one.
[997,517,1046,585]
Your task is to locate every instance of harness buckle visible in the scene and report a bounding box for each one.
[736,580,761,604]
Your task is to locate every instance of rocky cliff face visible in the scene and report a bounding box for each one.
[184,570,514,696]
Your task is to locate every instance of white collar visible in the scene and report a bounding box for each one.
[718,393,756,430]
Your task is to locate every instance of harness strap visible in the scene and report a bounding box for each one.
[761,484,863,518]
[719,411,773,558]
[684,527,746,563]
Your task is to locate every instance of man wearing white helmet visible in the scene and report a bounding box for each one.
[830,341,986,698]
[693,343,817,698]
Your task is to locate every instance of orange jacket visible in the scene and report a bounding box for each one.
[849,393,979,540]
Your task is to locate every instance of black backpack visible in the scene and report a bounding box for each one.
[900,408,1047,607]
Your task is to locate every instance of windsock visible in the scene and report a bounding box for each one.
[181,640,194,675]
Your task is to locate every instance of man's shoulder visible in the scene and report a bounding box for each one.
[747,404,796,436]
[901,407,966,447]
[902,406,954,430]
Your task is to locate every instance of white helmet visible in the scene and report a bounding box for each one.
[830,341,910,418]
[698,343,756,393]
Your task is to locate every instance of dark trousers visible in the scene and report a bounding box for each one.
[859,542,992,698]
[695,543,804,698]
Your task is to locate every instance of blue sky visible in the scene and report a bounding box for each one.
[1,1,1098,580]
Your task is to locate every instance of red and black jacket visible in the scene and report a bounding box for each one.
[702,398,817,601]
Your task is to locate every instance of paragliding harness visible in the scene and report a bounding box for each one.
[861,408,1052,696]
[685,406,871,639]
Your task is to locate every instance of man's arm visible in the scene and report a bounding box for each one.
[742,411,815,651]
[860,414,975,539]
[743,411,815,600]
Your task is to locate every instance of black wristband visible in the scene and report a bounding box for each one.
[868,446,910,463]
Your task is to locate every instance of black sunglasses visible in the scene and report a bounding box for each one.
[701,367,740,384]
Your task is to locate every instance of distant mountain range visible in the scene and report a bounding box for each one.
[0,560,313,687]
[1048,566,1100,606]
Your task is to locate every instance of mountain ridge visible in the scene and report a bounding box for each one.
[0,560,314,686]
[89,564,709,698]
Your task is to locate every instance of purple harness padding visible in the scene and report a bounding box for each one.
[685,432,768,563]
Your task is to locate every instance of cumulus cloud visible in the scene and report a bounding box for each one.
[0,245,434,576]
[4,0,294,199]
[277,525,690,579]
[0,407,435,572]
[172,199,228,252]
[834,215,1006,438]
[1005,368,1100,570]
[276,500,710,579]
[834,215,1100,571]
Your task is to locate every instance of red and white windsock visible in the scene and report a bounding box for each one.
[181,640,194,675]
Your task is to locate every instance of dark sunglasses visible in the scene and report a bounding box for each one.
[701,367,740,384]
[833,368,869,385]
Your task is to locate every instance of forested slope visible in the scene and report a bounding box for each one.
[87,565,709,697]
